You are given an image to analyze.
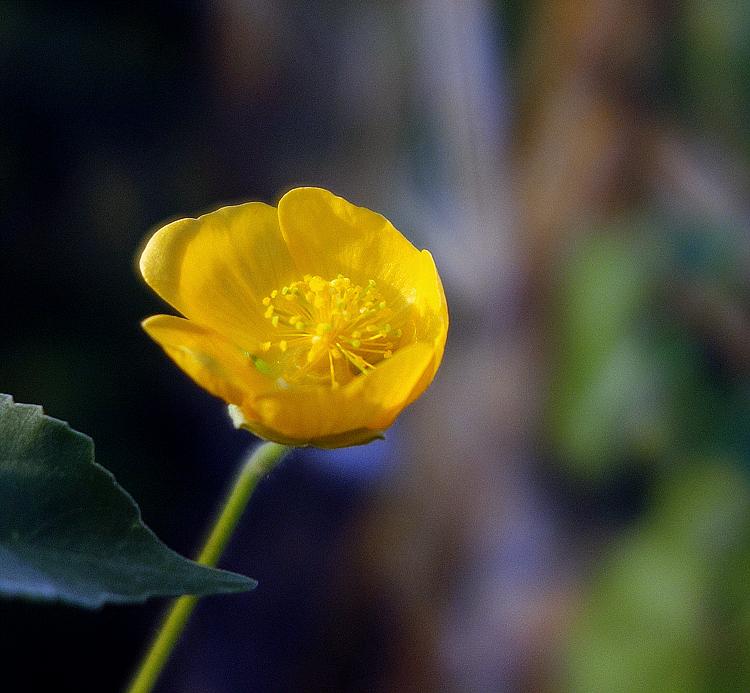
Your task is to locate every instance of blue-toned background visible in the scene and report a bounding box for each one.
[3,2,750,691]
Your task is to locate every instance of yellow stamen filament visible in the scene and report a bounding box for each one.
[252,274,405,387]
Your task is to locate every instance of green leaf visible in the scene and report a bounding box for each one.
[566,463,750,693]
[547,231,670,477]
[0,394,256,608]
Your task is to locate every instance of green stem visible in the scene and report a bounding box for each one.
[126,441,290,693]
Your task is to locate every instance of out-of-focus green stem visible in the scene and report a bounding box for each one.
[126,442,290,693]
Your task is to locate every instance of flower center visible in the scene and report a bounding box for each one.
[254,274,403,388]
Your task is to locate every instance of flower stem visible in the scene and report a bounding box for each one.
[126,441,290,693]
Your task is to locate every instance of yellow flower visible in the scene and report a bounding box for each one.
[140,187,448,448]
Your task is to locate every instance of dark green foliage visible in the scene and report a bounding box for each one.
[0,394,255,608]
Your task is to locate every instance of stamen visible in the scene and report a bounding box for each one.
[254,274,405,387]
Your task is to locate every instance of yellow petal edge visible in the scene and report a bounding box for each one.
[140,187,449,448]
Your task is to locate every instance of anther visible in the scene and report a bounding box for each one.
[309,276,326,292]
[259,272,403,386]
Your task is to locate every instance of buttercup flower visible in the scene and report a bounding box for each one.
[140,187,448,448]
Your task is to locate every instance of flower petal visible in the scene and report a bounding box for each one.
[142,315,272,408]
[410,249,449,341]
[346,341,438,429]
[277,187,422,292]
[140,202,297,347]
[244,342,436,445]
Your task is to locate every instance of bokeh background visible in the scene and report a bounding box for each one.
[2,1,750,691]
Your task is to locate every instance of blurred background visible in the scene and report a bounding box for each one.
[2,1,750,691]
